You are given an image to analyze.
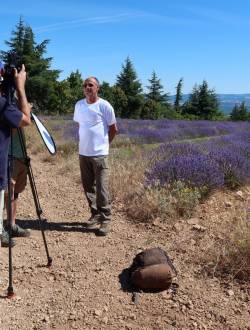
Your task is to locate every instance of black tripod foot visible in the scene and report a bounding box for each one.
[47,257,53,267]
[7,287,15,299]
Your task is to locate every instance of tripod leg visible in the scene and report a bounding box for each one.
[17,128,52,267]
[26,162,52,267]
[7,158,15,298]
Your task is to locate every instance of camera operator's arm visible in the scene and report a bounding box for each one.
[14,64,31,127]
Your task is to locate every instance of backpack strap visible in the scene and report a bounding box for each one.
[163,250,178,276]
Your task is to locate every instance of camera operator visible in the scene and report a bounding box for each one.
[0,62,31,248]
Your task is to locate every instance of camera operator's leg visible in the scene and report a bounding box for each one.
[79,155,100,226]
[5,159,30,237]
[0,190,15,247]
[95,156,111,236]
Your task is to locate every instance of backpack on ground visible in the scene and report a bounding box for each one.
[129,247,177,291]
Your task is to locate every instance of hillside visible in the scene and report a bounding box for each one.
[169,93,250,114]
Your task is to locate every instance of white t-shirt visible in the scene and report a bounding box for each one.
[73,98,116,156]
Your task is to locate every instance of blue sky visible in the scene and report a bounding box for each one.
[1,0,250,94]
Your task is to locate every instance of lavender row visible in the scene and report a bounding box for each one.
[147,130,250,192]
[117,118,250,143]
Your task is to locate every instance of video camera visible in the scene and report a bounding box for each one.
[0,51,22,100]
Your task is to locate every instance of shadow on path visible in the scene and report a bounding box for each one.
[15,218,99,234]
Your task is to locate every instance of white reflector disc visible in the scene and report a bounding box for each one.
[31,113,56,155]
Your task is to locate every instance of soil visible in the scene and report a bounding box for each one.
[0,153,249,330]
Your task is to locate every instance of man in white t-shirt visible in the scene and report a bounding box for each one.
[73,77,117,236]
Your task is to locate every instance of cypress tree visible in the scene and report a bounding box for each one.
[174,78,183,113]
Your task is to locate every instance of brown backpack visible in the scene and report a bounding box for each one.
[129,247,177,291]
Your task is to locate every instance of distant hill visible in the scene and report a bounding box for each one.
[169,93,250,115]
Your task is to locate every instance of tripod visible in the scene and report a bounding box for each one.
[7,127,52,298]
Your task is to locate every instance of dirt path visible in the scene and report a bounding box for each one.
[0,154,249,330]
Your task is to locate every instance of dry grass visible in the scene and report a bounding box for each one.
[193,189,250,281]
[204,218,250,281]
[25,124,47,155]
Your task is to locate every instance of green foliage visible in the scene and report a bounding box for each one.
[141,99,162,119]
[182,80,222,120]
[66,70,84,106]
[53,80,73,115]
[141,99,169,119]
[230,102,250,121]
[99,82,128,117]
[99,81,114,102]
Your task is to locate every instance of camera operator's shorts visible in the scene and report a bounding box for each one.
[10,158,27,194]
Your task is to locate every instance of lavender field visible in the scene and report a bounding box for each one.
[50,117,250,196]
[39,116,250,282]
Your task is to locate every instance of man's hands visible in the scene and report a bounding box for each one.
[14,64,31,127]
[14,64,27,93]
[109,123,118,143]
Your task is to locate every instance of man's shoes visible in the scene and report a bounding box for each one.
[1,229,16,247]
[98,222,110,236]
[85,215,101,229]
[11,224,31,238]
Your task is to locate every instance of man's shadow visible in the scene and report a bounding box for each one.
[15,218,100,235]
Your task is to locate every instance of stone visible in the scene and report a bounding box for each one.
[94,309,102,317]
[227,289,234,297]
[192,224,207,232]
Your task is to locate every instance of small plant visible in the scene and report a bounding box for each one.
[170,180,201,217]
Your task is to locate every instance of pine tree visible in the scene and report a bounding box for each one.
[0,17,60,114]
[145,71,168,104]
[142,71,170,119]
[182,80,222,120]
[230,102,249,121]
[116,57,143,118]
[4,17,25,59]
